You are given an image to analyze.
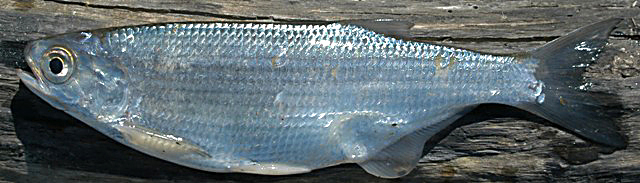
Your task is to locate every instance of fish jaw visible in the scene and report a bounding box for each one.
[19,41,66,110]
[17,69,66,110]
[20,41,48,95]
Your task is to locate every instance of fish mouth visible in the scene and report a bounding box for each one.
[18,67,68,111]
[19,41,48,94]
[18,45,49,93]
[17,68,46,93]
[18,43,65,110]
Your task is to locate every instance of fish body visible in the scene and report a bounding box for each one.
[18,19,626,178]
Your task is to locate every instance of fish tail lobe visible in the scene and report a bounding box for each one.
[519,18,627,148]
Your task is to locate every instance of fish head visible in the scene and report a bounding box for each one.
[18,32,129,123]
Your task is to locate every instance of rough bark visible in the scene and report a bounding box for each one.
[0,0,639,182]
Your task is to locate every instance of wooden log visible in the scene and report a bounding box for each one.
[0,0,639,182]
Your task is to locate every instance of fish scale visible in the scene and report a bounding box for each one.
[102,22,535,168]
[26,19,628,178]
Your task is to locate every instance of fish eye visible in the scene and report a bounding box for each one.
[41,46,75,83]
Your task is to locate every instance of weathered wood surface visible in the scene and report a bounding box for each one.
[0,0,639,182]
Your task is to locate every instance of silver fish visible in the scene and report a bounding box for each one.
[18,19,625,178]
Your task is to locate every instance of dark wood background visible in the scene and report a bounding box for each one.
[1,0,639,182]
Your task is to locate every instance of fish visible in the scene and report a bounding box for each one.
[17,18,626,178]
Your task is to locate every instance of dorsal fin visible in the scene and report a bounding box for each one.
[340,19,414,39]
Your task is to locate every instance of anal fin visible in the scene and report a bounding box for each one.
[115,125,211,159]
[357,127,431,178]
[357,107,474,178]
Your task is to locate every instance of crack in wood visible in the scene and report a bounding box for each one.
[0,41,27,70]
[415,36,557,43]
[417,34,640,43]
[44,0,272,21]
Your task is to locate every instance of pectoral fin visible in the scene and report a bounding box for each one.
[115,125,211,159]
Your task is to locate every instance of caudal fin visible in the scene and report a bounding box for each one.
[518,18,627,148]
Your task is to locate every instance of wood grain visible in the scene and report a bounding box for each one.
[0,0,639,182]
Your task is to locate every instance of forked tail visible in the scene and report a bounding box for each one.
[517,18,627,148]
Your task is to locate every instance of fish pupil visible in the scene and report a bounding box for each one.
[49,57,63,75]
